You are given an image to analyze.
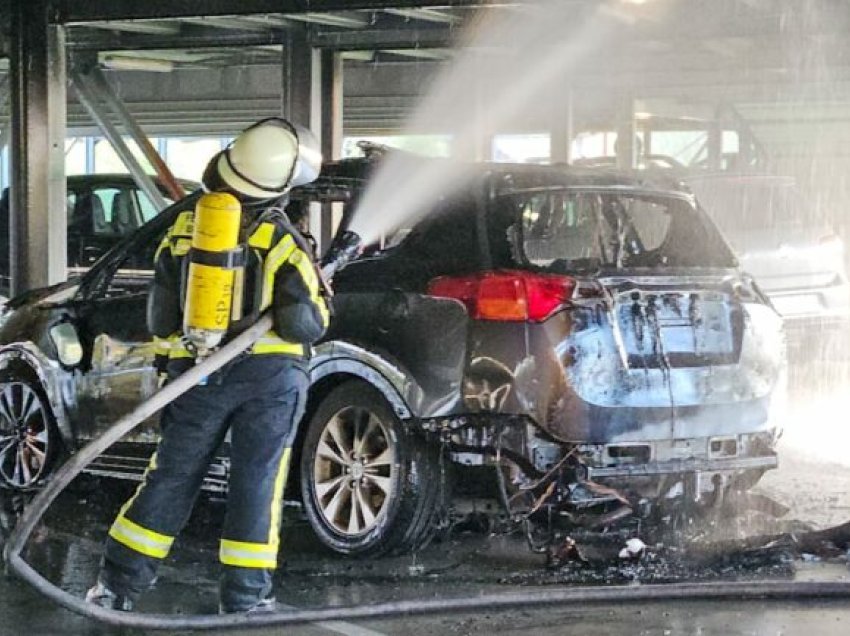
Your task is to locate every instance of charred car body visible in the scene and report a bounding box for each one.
[0,158,784,556]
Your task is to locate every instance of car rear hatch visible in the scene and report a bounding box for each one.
[475,184,786,444]
[605,276,742,370]
[566,270,783,438]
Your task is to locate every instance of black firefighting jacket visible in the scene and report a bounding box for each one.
[147,204,330,361]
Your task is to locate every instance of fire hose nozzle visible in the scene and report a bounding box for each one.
[320,230,363,280]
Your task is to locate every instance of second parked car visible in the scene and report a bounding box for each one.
[686,173,850,342]
[0,174,198,303]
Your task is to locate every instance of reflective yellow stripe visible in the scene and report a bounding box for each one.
[155,211,193,260]
[164,334,193,359]
[251,332,304,356]
[154,235,171,260]
[109,516,174,559]
[268,448,291,546]
[219,539,279,568]
[119,451,157,513]
[108,453,175,559]
[219,448,291,568]
[153,337,171,357]
[286,248,330,328]
[172,211,194,237]
[168,347,194,359]
[172,238,191,256]
[261,235,296,310]
[264,237,330,329]
[166,333,304,357]
[248,222,276,249]
[287,248,319,294]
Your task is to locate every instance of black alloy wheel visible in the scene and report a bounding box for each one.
[0,380,56,489]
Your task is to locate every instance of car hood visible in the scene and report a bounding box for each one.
[3,280,80,313]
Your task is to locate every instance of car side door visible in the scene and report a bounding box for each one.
[70,202,187,442]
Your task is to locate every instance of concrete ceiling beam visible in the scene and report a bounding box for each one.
[55,0,500,23]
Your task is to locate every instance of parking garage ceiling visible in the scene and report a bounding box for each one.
[50,1,849,73]
[1,1,850,136]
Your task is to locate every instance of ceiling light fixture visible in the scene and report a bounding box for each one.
[100,55,174,72]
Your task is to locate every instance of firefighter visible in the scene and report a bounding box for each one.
[86,117,328,614]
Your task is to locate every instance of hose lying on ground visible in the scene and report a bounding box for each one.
[5,312,850,630]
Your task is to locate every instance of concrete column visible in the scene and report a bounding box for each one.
[282,24,313,129]
[317,49,343,252]
[550,90,574,164]
[9,0,67,295]
[319,49,343,164]
[469,78,491,161]
[615,93,636,170]
[707,119,723,170]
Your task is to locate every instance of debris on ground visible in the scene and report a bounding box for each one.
[618,538,647,560]
[545,536,587,569]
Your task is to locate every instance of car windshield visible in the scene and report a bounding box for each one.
[508,187,737,272]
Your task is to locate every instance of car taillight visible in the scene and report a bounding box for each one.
[427,270,576,322]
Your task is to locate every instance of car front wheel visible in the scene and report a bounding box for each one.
[0,378,59,489]
[300,380,445,557]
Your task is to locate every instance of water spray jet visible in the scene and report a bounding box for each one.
[346,0,630,247]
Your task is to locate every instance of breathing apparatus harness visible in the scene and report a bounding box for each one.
[179,192,332,362]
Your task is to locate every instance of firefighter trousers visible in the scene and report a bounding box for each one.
[99,354,309,612]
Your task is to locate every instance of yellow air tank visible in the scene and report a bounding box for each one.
[183,192,243,355]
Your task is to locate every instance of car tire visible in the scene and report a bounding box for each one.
[299,380,445,557]
[0,373,61,490]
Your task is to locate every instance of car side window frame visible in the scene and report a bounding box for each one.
[77,191,202,302]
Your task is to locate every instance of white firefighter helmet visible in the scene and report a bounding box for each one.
[203,117,322,200]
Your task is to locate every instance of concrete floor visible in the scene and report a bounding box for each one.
[2,558,850,635]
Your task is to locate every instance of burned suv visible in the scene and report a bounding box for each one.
[0,158,784,557]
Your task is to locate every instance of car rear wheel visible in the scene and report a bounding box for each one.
[0,378,59,489]
[300,380,445,557]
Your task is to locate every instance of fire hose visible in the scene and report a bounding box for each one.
[3,250,850,630]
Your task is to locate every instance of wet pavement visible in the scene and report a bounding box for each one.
[2,473,850,636]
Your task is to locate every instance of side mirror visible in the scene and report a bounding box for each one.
[49,321,83,367]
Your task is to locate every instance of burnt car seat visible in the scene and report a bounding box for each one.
[78,193,110,236]
[110,190,137,235]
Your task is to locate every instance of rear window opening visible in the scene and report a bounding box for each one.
[505,188,737,273]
